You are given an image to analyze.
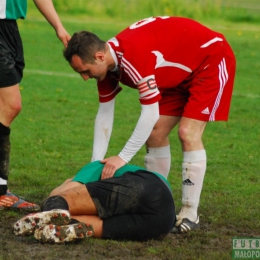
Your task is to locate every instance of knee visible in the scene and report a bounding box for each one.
[178,125,193,144]
[147,131,159,147]
[10,100,22,117]
[4,100,22,123]
[41,195,69,211]
[147,129,168,147]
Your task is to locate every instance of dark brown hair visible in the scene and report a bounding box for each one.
[63,31,106,64]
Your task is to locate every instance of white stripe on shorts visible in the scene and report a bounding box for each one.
[209,58,228,121]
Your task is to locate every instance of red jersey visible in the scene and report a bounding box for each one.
[98,16,225,105]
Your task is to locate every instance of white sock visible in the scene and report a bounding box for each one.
[144,145,171,179]
[0,178,7,185]
[177,150,206,224]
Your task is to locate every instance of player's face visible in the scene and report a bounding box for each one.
[70,54,107,81]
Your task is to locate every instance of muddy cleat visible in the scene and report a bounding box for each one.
[13,209,71,236]
[34,222,94,243]
[171,216,200,234]
[0,191,40,212]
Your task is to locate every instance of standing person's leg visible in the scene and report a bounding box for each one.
[145,115,180,179]
[146,39,236,233]
[173,39,236,233]
[145,116,206,232]
[0,20,39,211]
[174,118,207,230]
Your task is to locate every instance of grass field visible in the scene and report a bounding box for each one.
[0,2,259,260]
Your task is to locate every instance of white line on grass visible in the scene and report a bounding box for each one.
[25,69,79,78]
[25,17,260,32]
[25,69,260,99]
[233,92,260,99]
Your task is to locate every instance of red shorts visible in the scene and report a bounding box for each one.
[159,39,236,121]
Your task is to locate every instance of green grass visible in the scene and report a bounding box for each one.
[4,4,260,260]
[28,0,260,23]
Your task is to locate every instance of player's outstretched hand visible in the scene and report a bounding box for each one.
[56,27,71,47]
[100,156,127,180]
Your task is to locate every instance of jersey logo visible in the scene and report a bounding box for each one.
[201,107,210,114]
[152,51,192,73]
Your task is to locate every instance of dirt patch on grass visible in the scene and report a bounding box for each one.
[0,210,258,260]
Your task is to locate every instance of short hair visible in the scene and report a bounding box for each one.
[63,31,106,64]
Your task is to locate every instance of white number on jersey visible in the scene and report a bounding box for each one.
[129,16,170,29]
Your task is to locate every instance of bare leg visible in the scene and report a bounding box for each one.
[177,117,207,222]
[72,215,103,238]
[49,178,76,196]
[55,184,103,237]
[0,85,22,196]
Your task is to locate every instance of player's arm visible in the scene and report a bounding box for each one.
[33,0,70,47]
[100,102,159,179]
[91,99,115,162]
[119,102,159,162]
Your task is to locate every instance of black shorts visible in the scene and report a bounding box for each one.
[0,20,24,88]
[86,170,176,241]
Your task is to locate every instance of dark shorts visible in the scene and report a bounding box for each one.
[86,170,176,241]
[0,20,24,88]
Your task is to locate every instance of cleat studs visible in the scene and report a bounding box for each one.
[55,232,60,237]
[87,230,93,235]
[56,226,61,230]
[61,213,67,217]
[32,222,36,226]
[78,224,82,229]
[53,214,58,218]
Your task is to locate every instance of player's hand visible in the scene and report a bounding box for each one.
[100,156,127,180]
[56,27,71,47]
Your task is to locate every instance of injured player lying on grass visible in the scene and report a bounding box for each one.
[12,161,176,244]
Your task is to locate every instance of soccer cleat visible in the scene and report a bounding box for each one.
[0,191,40,212]
[13,209,71,236]
[171,216,200,233]
[34,222,94,243]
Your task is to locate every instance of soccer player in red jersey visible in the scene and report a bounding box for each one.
[63,16,236,233]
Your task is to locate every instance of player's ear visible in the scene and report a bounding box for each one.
[94,52,105,62]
